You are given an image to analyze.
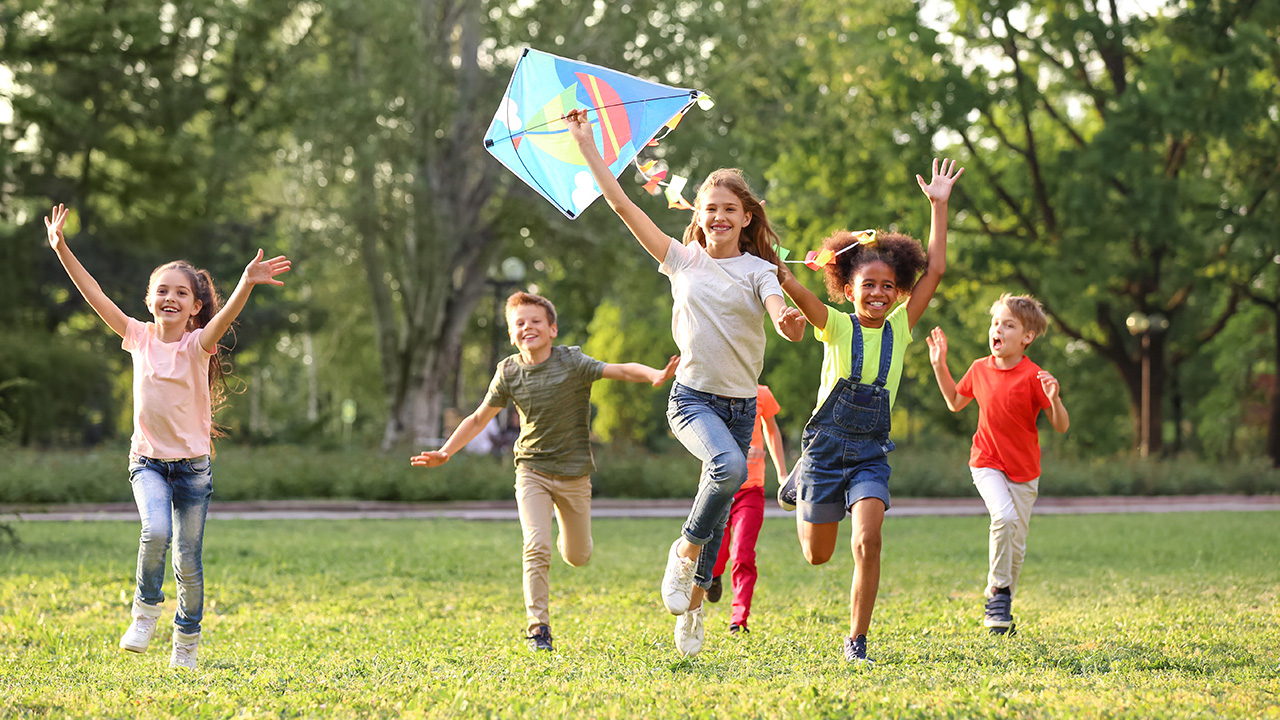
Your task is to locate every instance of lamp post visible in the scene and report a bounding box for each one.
[489,257,527,370]
[1125,311,1169,458]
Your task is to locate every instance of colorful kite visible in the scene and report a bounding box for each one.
[483,48,713,219]
[782,229,878,270]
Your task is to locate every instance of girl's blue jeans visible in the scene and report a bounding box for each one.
[128,454,213,634]
[666,383,757,589]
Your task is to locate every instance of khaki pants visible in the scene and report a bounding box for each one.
[515,467,593,634]
[970,466,1039,595]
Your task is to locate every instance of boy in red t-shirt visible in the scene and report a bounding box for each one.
[704,384,787,634]
[925,294,1070,635]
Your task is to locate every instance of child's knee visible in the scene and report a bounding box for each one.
[802,542,834,566]
[852,530,882,562]
[560,543,593,567]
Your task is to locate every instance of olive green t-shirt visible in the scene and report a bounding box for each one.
[484,345,607,477]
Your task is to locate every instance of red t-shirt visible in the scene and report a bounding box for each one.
[955,356,1052,483]
[744,385,781,489]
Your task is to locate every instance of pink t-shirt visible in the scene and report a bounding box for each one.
[122,319,215,459]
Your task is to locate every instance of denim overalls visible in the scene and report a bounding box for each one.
[792,315,895,523]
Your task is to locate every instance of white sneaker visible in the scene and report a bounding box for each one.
[119,601,163,653]
[674,605,704,657]
[660,538,697,615]
[169,630,200,669]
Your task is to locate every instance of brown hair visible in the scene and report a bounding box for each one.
[146,261,229,437]
[820,231,928,302]
[991,293,1048,337]
[505,291,556,326]
[680,169,782,272]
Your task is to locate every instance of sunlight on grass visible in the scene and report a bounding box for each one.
[2,513,1278,718]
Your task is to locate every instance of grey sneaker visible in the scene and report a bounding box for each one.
[674,605,704,657]
[777,472,797,511]
[169,630,200,669]
[984,592,1014,634]
[660,539,696,615]
[526,625,554,652]
[119,601,163,653]
[842,634,873,664]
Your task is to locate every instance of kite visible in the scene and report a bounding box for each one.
[483,48,714,219]
[782,229,878,270]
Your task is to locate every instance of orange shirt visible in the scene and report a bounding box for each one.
[744,385,781,489]
[955,356,1051,483]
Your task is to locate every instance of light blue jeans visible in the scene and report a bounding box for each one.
[128,454,213,634]
[666,383,756,589]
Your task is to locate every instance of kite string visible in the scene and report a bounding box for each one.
[491,93,696,144]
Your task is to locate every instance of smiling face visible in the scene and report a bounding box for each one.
[989,302,1035,360]
[507,302,557,357]
[845,260,900,327]
[697,185,751,249]
[147,268,202,329]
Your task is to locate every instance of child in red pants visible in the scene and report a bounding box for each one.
[705,384,787,634]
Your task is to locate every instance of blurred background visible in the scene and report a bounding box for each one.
[1,0,1278,502]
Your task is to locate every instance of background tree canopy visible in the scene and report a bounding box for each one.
[1,0,1277,463]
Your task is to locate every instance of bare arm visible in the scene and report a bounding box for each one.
[761,414,787,482]
[564,109,674,263]
[904,159,965,331]
[925,327,972,412]
[779,264,829,332]
[1039,371,1071,432]
[765,294,807,342]
[409,403,503,467]
[45,204,130,338]
[601,355,680,386]
[200,250,291,353]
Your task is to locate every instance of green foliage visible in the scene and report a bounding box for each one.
[0,331,119,446]
[582,298,676,445]
[1,514,1278,718]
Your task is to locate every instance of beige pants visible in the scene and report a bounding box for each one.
[970,466,1039,595]
[515,467,593,634]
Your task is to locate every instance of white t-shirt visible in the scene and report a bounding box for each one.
[659,238,783,398]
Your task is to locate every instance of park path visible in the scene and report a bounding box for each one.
[3,494,1278,522]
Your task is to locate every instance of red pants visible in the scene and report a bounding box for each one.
[711,484,765,627]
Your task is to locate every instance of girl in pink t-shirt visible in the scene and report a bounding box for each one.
[45,204,290,669]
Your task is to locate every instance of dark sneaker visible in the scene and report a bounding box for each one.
[728,623,749,636]
[526,625,553,652]
[707,575,723,603]
[777,472,797,511]
[842,634,873,664]
[984,593,1014,634]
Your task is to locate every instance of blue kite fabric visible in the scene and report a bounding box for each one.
[483,48,708,219]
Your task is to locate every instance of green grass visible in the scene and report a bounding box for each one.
[2,513,1278,719]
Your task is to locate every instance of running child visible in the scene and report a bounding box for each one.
[45,204,291,669]
[777,158,964,663]
[410,291,678,652]
[924,294,1069,634]
[565,109,806,657]
[704,383,787,636]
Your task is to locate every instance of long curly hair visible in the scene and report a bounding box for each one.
[820,231,928,303]
[147,261,230,437]
[680,169,782,273]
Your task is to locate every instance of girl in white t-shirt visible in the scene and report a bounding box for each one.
[566,110,806,657]
[45,204,290,669]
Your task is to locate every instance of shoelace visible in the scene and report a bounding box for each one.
[128,616,157,638]
[675,557,696,585]
[172,640,196,665]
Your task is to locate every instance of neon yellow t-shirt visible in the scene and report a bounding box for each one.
[812,303,913,413]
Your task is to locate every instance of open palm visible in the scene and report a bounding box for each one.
[45,204,69,250]
[916,158,965,203]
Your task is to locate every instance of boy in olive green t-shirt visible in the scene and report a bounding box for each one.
[412,292,677,652]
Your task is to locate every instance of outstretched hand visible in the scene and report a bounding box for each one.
[45,204,69,250]
[1038,371,1060,402]
[243,249,292,286]
[925,326,948,367]
[410,450,450,468]
[916,158,965,204]
[654,355,680,387]
[778,305,807,342]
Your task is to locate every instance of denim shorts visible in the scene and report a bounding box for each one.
[793,427,892,524]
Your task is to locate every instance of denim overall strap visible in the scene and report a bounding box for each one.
[846,313,894,388]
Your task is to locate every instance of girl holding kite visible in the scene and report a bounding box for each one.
[775,158,964,664]
[565,109,806,658]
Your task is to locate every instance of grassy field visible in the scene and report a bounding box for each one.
[2,512,1278,719]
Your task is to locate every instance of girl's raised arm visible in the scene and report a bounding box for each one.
[46,204,131,338]
[904,158,964,330]
[779,263,829,333]
[564,109,674,264]
[200,249,291,353]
